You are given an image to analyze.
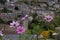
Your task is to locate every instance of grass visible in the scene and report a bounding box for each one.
[0,36,2,40]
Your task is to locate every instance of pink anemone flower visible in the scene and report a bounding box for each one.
[10,21,20,28]
[44,15,53,22]
[16,26,25,34]
[21,15,29,20]
[0,30,3,36]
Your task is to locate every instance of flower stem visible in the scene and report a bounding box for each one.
[36,34,38,40]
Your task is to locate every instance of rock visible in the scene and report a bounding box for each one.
[28,16,33,22]
[46,39,54,40]
[0,24,17,34]
[23,20,28,30]
[55,27,60,32]
[54,27,60,40]
[15,34,33,40]
[20,3,30,14]
[3,34,19,40]
[55,35,60,40]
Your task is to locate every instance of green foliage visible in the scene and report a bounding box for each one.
[2,7,8,13]
[0,18,4,23]
[55,16,60,26]
[19,34,32,40]
[0,20,12,25]
[55,8,60,13]
[32,24,43,34]
[0,10,3,13]
[32,13,37,18]
[0,0,6,5]
[29,22,43,34]
[2,7,12,13]
[0,36,2,40]
[25,30,31,34]
[24,1,29,5]
[49,23,55,30]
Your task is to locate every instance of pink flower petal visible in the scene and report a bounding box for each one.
[10,23,15,26]
[16,23,20,27]
[16,26,25,34]
[13,21,16,24]
[0,31,2,34]
[44,15,53,22]
[21,17,25,20]
[0,34,3,36]
[25,15,29,17]
[10,21,20,27]
[17,32,23,34]
[0,30,3,36]
[15,21,20,27]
